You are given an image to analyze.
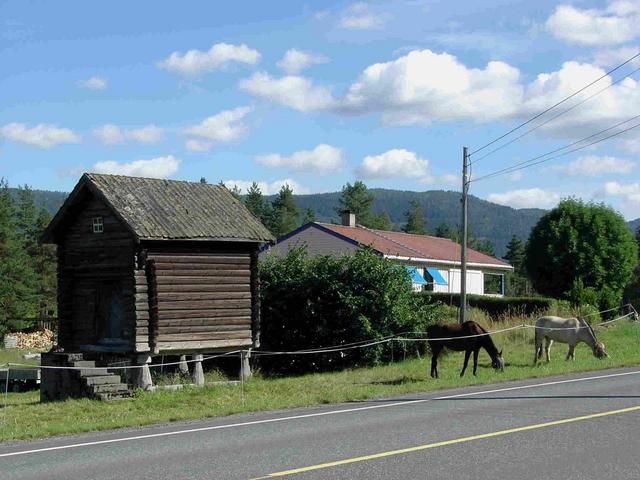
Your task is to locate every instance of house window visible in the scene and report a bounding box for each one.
[93,216,104,233]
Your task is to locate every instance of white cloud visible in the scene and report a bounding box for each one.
[277,49,328,74]
[91,155,180,178]
[339,2,388,29]
[357,149,429,178]
[239,72,335,111]
[158,42,260,75]
[519,61,640,137]
[224,178,309,195]
[0,123,81,148]
[78,76,108,90]
[240,48,640,138]
[487,188,561,209]
[506,171,523,182]
[554,155,635,176]
[418,173,459,186]
[93,124,164,145]
[593,45,640,67]
[183,107,251,151]
[599,181,640,203]
[545,1,640,46]
[338,50,640,132]
[185,139,212,152]
[618,136,640,153]
[256,144,344,175]
[340,49,523,125]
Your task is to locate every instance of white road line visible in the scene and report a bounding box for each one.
[434,369,640,399]
[2,368,639,459]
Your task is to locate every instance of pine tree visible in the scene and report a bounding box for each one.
[470,237,495,256]
[335,181,375,226]
[0,179,36,335]
[244,182,265,220]
[503,235,525,273]
[434,222,459,242]
[403,200,425,234]
[301,208,316,225]
[368,211,392,231]
[15,185,39,255]
[219,181,242,200]
[230,185,242,200]
[268,184,299,236]
[33,206,57,318]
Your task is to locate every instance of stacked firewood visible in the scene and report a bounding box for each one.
[11,329,55,350]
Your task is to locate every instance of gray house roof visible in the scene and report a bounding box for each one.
[43,173,274,243]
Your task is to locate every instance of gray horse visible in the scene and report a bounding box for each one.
[534,316,607,364]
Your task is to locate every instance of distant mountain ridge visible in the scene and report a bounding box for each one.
[11,187,639,258]
[274,189,546,257]
[8,188,67,215]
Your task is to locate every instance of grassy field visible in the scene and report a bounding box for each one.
[0,348,41,367]
[1,318,639,442]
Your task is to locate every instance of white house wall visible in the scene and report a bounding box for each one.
[448,269,484,295]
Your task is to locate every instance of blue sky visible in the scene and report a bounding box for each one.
[1,0,639,218]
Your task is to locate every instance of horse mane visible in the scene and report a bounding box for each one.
[477,323,499,357]
[578,316,597,342]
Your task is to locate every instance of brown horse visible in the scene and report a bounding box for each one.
[427,321,505,378]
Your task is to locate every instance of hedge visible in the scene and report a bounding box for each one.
[258,247,441,374]
[416,292,557,318]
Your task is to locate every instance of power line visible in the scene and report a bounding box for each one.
[470,64,640,165]
[470,115,640,183]
[468,51,640,157]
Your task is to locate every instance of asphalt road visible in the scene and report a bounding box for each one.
[3,367,640,480]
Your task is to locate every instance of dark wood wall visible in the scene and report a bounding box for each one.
[138,243,256,353]
[57,195,136,350]
[54,192,260,355]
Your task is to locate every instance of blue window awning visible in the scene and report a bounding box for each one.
[405,266,428,285]
[426,267,448,286]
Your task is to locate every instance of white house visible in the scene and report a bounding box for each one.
[263,212,513,296]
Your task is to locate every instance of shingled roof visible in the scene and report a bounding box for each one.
[43,173,274,243]
[318,223,512,269]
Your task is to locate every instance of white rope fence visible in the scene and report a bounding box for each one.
[2,304,637,372]
[1,302,638,413]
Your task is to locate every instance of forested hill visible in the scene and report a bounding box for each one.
[15,186,638,258]
[271,189,546,257]
[9,188,67,215]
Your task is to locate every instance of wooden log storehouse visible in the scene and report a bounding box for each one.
[41,173,273,395]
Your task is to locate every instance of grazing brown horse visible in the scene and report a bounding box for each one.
[427,321,505,378]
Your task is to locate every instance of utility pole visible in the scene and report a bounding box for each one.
[459,146,469,324]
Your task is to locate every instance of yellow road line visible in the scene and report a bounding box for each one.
[251,404,640,479]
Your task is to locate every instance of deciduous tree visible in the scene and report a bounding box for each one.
[525,198,637,309]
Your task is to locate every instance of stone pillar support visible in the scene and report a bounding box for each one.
[133,354,153,390]
[178,355,189,375]
[240,349,252,381]
[191,354,204,386]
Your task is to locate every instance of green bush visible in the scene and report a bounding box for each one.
[416,292,557,319]
[258,247,441,374]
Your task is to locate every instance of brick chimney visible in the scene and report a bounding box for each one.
[341,211,356,227]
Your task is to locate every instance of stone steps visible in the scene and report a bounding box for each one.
[79,368,109,376]
[66,354,131,400]
[84,375,121,386]
[71,360,96,368]
[90,383,129,394]
[95,392,129,401]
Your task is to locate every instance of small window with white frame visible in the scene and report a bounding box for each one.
[92,216,104,233]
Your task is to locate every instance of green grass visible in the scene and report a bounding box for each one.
[0,348,41,367]
[2,320,640,442]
